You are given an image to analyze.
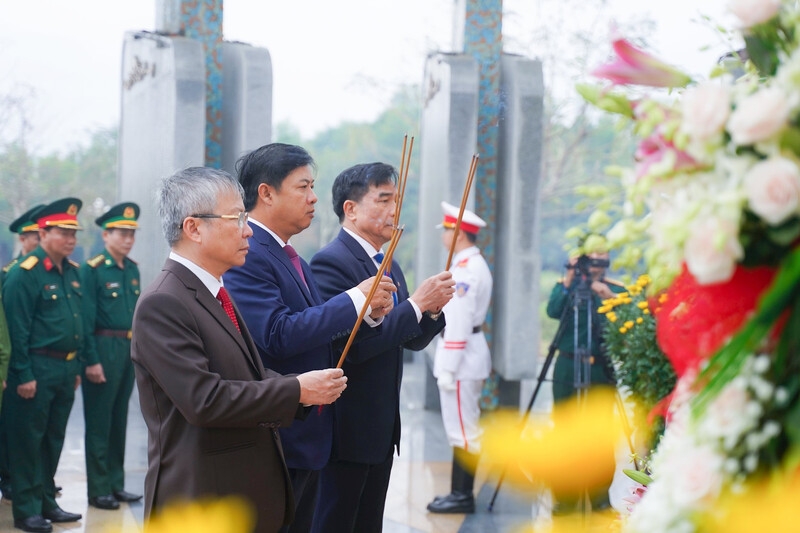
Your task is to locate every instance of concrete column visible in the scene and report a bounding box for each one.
[118,31,206,288]
[493,54,545,381]
[417,52,480,408]
[220,42,272,175]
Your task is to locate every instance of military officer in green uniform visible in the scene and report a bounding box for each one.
[80,202,142,510]
[2,204,45,283]
[545,246,624,514]
[2,198,85,533]
[0,279,10,495]
[1,205,45,502]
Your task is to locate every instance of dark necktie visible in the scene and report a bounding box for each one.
[216,287,241,333]
[284,244,308,287]
[373,252,398,305]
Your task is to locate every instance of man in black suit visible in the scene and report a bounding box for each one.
[309,162,454,532]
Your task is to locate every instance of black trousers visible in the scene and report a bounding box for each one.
[279,468,320,533]
[311,450,394,533]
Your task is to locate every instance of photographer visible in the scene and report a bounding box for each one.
[545,247,624,513]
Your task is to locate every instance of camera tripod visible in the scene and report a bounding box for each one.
[487,266,632,513]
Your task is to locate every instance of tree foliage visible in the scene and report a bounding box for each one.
[0,87,117,263]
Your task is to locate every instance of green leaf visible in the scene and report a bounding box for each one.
[623,469,653,486]
[779,127,800,159]
[744,34,779,76]
[766,217,800,247]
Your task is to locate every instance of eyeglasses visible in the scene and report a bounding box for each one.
[181,212,249,229]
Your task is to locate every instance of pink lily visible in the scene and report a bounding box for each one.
[622,484,648,513]
[635,132,700,179]
[592,36,691,88]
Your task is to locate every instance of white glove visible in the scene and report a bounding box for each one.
[437,371,457,391]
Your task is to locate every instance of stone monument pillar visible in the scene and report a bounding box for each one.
[418,2,545,409]
[118,32,206,288]
[119,1,272,286]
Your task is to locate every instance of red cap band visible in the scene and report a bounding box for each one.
[442,214,480,234]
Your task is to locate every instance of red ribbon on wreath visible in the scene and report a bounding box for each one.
[652,264,779,378]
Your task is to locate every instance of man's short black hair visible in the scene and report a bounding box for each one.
[331,163,397,223]
[236,143,316,211]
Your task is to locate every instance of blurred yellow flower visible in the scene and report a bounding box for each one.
[107,497,255,533]
[481,389,622,499]
[510,509,621,533]
[699,469,800,532]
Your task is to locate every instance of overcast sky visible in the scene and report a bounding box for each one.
[0,0,731,155]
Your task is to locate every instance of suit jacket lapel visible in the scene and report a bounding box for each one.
[338,229,373,276]
[253,226,316,306]
[337,229,409,302]
[164,260,264,378]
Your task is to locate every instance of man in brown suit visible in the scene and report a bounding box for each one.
[131,167,348,533]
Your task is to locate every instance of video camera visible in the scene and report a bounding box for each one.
[564,255,610,276]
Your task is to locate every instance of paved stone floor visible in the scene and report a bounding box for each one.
[0,354,545,533]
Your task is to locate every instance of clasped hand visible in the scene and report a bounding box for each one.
[357,276,397,319]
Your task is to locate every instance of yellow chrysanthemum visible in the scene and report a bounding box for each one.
[636,317,643,324]
[699,471,800,533]
[624,320,634,329]
[607,312,617,322]
[619,327,627,333]
[643,309,650,315]
[510,509,621,533]
[124,497,255,533]
[637,301,649,309]
[481,390,622,500]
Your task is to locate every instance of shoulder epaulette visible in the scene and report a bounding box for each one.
[69,259,80,269]
[2,259,19,273]
[20,256,39,270]
[87,254,106,268]
[605,278,625,287]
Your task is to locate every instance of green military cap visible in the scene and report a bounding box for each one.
[95,202,140,230]
[35,197,83,230]
[9,204,45,234]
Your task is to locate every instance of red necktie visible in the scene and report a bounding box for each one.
[284,244,308,287]
[216,287,241,333]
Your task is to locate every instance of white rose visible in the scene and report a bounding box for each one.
[683,216,743,284]
[728,0,781,28]
[681,83,731,141]
[727,87,790,145]
[743,156,800,225]
[671,445,724,507]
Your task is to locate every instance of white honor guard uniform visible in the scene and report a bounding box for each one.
[434,202,493,452]
[427,201,493,515]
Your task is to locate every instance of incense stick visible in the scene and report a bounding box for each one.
[335,226,405,369]
[444,154,479,271]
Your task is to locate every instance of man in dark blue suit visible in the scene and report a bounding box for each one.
[224,144,396,533]
[309,162,455,532]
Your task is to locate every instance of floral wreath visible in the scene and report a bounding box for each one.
[573,0,800,530]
